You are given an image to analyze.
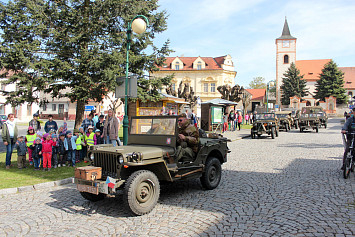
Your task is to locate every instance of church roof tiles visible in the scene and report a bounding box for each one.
[295,59,331,81]
[157,56,225,71]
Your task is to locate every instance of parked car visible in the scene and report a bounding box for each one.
[74,116,230,215]
[251,113,279,139]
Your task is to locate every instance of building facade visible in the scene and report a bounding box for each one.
[150,55,237,102]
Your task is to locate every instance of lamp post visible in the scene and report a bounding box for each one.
[266,81,275,112]
[123,15,149,145]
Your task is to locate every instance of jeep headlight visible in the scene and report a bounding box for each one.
[119,155,124,164]
[90,153,95,161]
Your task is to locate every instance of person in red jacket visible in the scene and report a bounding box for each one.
[42,133,56,171]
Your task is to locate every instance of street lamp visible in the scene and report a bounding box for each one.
[123,15,149,145]
[266,81,275,112]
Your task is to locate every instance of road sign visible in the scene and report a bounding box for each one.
[275,105,279,108]
[115,75,138,98]
[85,105,95,111]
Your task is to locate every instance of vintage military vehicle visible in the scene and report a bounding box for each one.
[251,113,279,139]
[74,116,230,216]
[310,106,328,128]
[275,111,292,132]
[299,107,320,132]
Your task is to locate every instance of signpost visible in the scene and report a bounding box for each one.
[85,105,95,111]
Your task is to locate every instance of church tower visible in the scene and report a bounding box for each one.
[276,18,297,106]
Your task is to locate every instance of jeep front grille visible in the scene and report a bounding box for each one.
[93,153,120,179]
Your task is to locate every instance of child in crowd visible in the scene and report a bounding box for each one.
[26,126,36,165]
[51,134,59,168]
[79,127,87,159]
[58,133,66,167]
[85,125,95,147]
[15,135,27,169]
[74,129,84,163]
[95,129,105,145]
[36,131,44,167]
[64,130,77,167]
[30,138,42,170]
[42,133,55,171]
[57,118,67,135]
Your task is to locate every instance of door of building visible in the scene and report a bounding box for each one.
[58,104,64,118]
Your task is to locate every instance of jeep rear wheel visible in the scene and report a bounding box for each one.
[271,127,275,139]
[80,192,106,202]
[124,170,160,216]
[200,157,222,190]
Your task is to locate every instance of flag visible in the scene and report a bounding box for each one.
[105,176,115,189]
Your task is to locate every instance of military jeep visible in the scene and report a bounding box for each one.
[74,116,229,216]
[251,113,279,139]
[275,111,292,132]
[299,107,320,133]
[310,106,328,128]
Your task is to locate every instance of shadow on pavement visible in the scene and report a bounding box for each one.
[45,157,355,236]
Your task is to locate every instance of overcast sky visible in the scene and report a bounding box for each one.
[154,0,355,87]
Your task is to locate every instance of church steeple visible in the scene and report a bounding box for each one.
[277,17,296,40]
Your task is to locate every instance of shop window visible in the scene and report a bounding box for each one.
[210,83,216,92]
[203,83,208,92]
[284,55,289,64]
[52,104,57,111]
[43,104,47,111]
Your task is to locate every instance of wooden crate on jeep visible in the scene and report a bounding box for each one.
[75,166,102,180]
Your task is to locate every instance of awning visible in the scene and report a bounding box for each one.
[201,98,238,106]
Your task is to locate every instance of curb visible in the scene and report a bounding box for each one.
[0,177,74,195]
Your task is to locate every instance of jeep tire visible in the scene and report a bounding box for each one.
[124,170,160,216]
[200,157,222,190]
[80,192,106,202]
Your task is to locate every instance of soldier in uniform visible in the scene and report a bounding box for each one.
[176,113,199,162]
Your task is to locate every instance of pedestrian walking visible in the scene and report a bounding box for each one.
[29,113,41,132]
[245,113,249,125]
[237,112,242,131]
[44,115,58,133]
[26,126,36,166]
[102,109,121,146]
[15,135,27,169]
[229,110,236,131]
[2,113,18,169]
[222,113,229,133]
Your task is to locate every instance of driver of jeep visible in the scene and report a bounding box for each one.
[176,113,199,162]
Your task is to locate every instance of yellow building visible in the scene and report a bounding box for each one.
[150,55,237,102]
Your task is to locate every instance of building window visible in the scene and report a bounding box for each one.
[172,83,176,91]
[175,62,180,70]
[211,83,216,92]
[52,104,57,111]
[43,104,47,111]
[197,62,202,70]
[203,83,208,92]
[284,55,289,64]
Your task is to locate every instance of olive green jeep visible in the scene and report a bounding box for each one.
[299,107,320,132]
[75,116,230,215]
[275,111,292,132]
[251,113,279,139]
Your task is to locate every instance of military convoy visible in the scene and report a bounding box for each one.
[75,116,230,216]
[275,111,292,132]
[299,107,321,133]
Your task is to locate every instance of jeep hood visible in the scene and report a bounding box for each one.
[92,144,175,159]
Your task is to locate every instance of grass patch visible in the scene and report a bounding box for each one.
[241,124,252,129]
[0,153,88,189]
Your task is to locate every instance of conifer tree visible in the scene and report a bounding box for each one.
[314,60,346,104]
[280,62,308,105]
[0,0,172,127]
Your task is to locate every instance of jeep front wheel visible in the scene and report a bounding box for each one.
[200,157,222,190]
[124,170,160,216]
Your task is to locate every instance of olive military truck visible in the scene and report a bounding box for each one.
[251,113,279,139]
[275,111,292,132]
[74,116,230,216]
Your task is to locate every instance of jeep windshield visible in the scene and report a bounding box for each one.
[255,113,275,120]
[130,117,176,135]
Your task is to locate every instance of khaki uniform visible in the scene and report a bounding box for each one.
[176,120,199,162]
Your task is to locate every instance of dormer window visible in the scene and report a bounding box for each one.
[175,62,180,70]
[197,62,202,70]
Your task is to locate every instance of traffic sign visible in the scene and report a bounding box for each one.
[85,105,95,111]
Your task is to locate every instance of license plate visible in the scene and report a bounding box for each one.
[77,184,98,195]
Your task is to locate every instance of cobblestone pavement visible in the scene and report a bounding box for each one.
[0,118,354,236]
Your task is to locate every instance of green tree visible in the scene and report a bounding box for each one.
[314,60,346,104]
[248,77,266,89]
[0,0,172,127]
[280,62,308,105]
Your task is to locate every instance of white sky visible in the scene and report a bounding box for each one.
[154,0,355,87]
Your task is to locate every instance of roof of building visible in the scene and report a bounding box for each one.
[157,56,225,71]
[295,59,331,81]
[277,18,296,40]
[245,89,266,101]
[340,67,355,89]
